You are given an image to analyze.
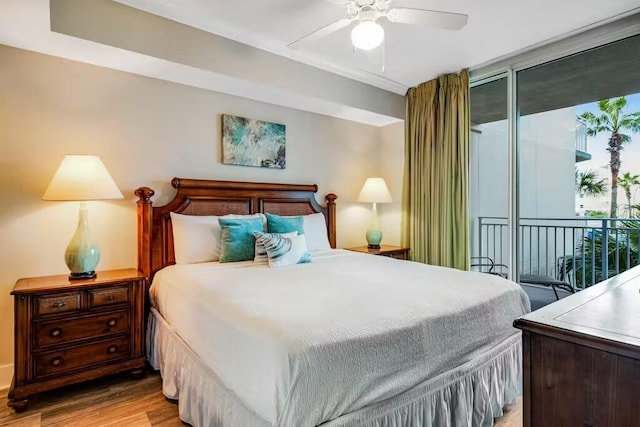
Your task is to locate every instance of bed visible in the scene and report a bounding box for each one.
[135,178,530,427]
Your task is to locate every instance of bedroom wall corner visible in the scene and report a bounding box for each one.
[378,121,405,246]
[0,364,13,391]
[0,44,382,375]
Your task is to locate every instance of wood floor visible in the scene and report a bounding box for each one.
[0,372,522,426]
[0,373,186,427]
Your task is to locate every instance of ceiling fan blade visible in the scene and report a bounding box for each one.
[288,18,353,49]
[386,8,468,30]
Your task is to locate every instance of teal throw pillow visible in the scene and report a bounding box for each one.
[265,213,304,235]
[218,217,264,263]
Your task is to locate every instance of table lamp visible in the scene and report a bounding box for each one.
[42,155,123,280]
[357,177,392,249]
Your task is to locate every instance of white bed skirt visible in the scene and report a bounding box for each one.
[147,307,522,427]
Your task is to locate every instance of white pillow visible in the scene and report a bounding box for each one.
[253,231,311,268]
[170,212,264,264]
[301,213,331,251]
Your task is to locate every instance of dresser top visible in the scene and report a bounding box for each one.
[12,268,144,294]
[514,265,640,356]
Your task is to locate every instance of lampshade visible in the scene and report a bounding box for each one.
[43,155,123,201]
[351,20,384,51]
[358,177,392,203]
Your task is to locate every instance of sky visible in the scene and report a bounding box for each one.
[575,92,640,213]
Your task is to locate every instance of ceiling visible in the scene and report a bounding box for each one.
[0,0,638,126]
[471,35,640,124]
[115,0,640,94]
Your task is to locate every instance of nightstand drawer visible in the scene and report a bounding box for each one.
[34,336,131,378]
[88,286,129,308]
[34,311,130,348]
[35,292,81,316]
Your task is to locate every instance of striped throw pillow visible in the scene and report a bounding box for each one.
[253,231,311,268]
[254,231,297,264]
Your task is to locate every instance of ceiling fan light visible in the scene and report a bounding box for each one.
[351,20,384,50]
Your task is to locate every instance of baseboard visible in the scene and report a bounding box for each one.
[0,363,13,391]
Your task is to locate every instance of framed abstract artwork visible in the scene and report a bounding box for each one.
[221,114,286,169]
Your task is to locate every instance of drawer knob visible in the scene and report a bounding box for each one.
[49,328,63,338]
[104,295,116,301]
[107,318,118,327]
[50,356,63,367]
[107,345,117,354]
[52,302,66,308]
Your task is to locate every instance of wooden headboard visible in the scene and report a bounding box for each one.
[134,178,337,280]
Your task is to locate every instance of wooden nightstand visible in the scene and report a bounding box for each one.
[7,269,147,412]
[346,245,410,260]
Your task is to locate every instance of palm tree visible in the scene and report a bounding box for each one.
[618,172,640,216]
[575,168,607,197]
[579,97,640,218]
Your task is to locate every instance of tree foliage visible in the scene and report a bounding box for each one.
[572,219,640,286]
[579,97,640,218]
[618,172,640,216]
[575,168,607,197]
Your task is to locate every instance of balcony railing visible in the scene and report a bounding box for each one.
[476,216,640,289]
[575,118,587,153]
[574,118,591,162]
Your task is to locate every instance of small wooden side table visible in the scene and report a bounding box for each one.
[8,269,147,412]
[346,245,410,260]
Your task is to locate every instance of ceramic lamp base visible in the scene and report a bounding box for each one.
[65,204,101,281]
[69,271,96,280]
[365,229,383,248]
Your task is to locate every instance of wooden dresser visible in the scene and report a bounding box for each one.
[514,266,640,427]
[8,269,146,412]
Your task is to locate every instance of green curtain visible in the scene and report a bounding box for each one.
[401,69,470,270]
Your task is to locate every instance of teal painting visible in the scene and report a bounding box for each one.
[222,114,286,169]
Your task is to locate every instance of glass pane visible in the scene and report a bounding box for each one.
[517,34,640,305]
[470,77,509,279]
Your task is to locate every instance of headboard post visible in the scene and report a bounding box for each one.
[135,186,155,280]
[326,193,337,248]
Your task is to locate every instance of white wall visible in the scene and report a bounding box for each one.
[519,108,576,219]
[378,122,404,246]
[0,45,393,388]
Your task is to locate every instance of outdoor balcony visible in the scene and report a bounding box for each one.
[473,216,640,309]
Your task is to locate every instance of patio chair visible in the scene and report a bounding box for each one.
[471,256,575,300]
[520,255,576,300]
[470,256,508,278]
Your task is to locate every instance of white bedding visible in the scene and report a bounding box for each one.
[150,249,530,427]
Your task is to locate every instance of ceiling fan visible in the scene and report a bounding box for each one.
[288,0,469,51]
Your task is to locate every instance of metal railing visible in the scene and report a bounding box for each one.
[476,216,640,289]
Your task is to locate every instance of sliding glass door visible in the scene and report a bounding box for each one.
[470,76,511,278]
[516,34,640,292]
[471,31,640,298]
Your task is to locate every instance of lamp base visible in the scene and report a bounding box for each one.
[367,244,381,249]
[69,271,96,280]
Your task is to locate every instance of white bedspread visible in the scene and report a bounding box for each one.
[150,249,530,427]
